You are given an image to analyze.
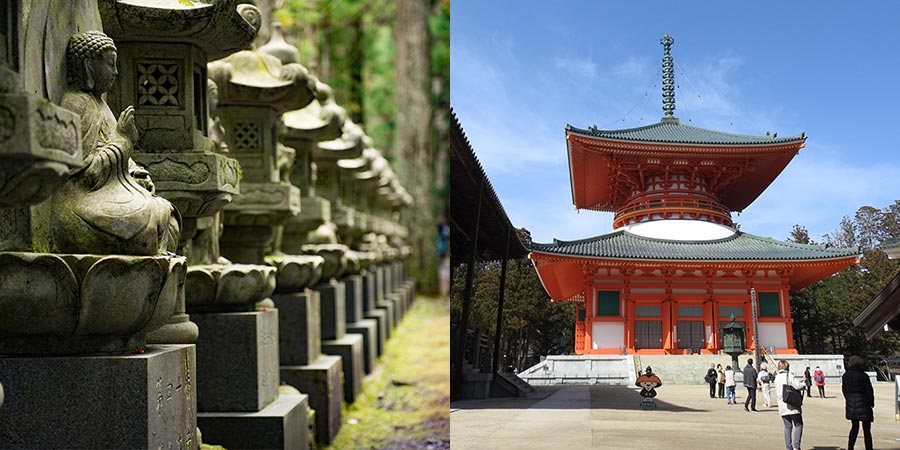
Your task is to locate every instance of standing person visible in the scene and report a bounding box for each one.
[814,366,826,398]
[705,364,717,398]
[724,365,736,404]
[758,363,772,407]
[803,367,813,397]
[775,359,805,450]
[743,358,759,412]
[842,356,874,450]
[717,364,725,398]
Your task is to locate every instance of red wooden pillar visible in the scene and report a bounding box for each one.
[781,283,795,351]
[702,296,716,354]
[624,281,633,353]
[662,272,674,352]
[582,264,594,353]
[744,284,756,353]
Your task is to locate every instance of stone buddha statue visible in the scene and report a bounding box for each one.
[52,30,180,255]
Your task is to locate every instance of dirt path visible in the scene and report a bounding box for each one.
[328,296,450,450]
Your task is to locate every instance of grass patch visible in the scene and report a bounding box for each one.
[327,296,450,449]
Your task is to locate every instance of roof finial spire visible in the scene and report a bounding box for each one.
[660,34,676,118]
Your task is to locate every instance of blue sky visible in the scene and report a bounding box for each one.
[451,2,900,244]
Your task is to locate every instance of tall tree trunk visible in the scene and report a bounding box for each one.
[395,0,436,294]
[319,2,332,82]
[349,11,364,124]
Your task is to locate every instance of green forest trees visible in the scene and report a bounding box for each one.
[263,0,449,294]
[790,202,900,376]
[450,229,575,373]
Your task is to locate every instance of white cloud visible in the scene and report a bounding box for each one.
[671,54,745,124]
[739,145,900,242]
[612,56,650,80]
[553,56,599,80]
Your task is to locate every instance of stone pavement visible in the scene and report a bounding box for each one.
[451,383,900,449]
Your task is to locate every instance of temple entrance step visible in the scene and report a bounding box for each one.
[516,355,634,386]
[493,372,535,397]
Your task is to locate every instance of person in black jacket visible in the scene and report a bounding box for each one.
[705,364,717,398]
[842,355,874,450]
[743,358,758,412]
[804,367,813,397]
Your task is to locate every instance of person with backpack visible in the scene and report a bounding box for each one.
[813,366,826,398]
[717,364,725,398]
[757,363,772,407]
[705,363,718,398]
[842,356,874,450]
[743,358,759,412]
[775,359,805,450]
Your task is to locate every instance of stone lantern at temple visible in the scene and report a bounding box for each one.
[98,0,267,344]
[720,319,747,373]
[207,48,315,263]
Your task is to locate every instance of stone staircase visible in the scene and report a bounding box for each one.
[636,354,735,385]
[493,372,536,397]
[517,353,847,387]
[517,355,634,386]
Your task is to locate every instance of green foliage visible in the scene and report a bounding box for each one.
[328,297,449,449]
[451,258,575,372]
[274,0,450,294]
[789,201,900,375]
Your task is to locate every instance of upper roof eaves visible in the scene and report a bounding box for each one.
[566,120,805,146]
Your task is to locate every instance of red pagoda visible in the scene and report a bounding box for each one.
[530,35,858,355]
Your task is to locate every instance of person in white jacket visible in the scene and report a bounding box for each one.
[757,363,772,407]
[774,359,806,450]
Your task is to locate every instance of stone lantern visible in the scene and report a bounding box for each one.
[207,48,315,263]
[98,0,268,345]
[720,318,746,372]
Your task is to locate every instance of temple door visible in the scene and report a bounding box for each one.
[677,320,704,353]
[635,320,662,349]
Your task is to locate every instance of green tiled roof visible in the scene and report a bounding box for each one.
[531,229,859,261]
[566,119,805,146]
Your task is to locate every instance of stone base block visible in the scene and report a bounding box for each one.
[376,299,395,334]
[316,280,346,340]
[394,288,408,318]
[197,393,309,450]
[393,287,406,318]
[272,291,320,366]
[347,319,377,374]
[0,344,196,449]
[341,274,364,322]
[281,355,342,445]
[364,308,388,356]
[387,293,402,326]
[193,310,279,412]
[322,333,364,403]
[362,271,378,312]
[400,284,412,313]
[403,280,416,309]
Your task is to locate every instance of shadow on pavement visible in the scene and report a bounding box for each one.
[590,385,709,412]
[452,385,714,412]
